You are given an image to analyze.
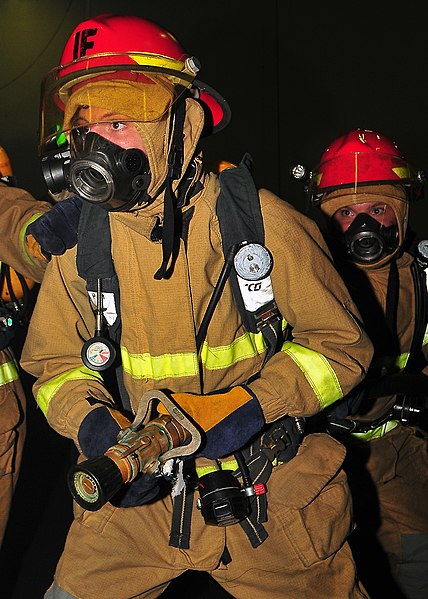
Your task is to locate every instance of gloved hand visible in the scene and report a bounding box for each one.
[25,195,82,260]
[77,405,160,507]
[158,386,265,459]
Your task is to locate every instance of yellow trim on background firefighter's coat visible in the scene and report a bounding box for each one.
[36,366,103,416]
[0,359,19,385]
[351,420,399,442]
[396,353,409,369]
[423,324,428,348]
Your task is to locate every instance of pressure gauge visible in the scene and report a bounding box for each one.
[417,240,428,261]
[81,337,116,371]
[234,243,273,281]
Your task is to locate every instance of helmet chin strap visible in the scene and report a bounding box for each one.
[154,101,186,280]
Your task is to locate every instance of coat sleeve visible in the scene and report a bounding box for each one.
[0,182,52,283]
[20,249,115,446]
[247,190,374,423]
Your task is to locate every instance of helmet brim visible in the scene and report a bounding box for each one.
[192,79,231,136]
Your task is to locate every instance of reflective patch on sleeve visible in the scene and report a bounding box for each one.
[281,341,342,408]
[36,365,103,416]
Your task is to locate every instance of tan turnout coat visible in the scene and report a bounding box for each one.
[20,170,373,598]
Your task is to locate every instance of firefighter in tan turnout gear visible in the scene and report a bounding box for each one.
[304,129,428,599]
[0,144,52,549]
[21,14,374,599]
[0,145,81,548]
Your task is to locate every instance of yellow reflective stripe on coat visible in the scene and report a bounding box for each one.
[121,330,268,380]
[0,359,19,385]
[200,331,267,371]
[281,341,342,409]
[351,420,399,442]
[121,347,199,379]
[36,366,103,416]
[396,353,409,369]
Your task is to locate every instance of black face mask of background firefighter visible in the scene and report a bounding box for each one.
[340,212,398,264]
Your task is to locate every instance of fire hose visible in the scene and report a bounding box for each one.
[67,390,202,511]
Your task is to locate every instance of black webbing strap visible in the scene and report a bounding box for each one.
[406,258,428,373]
[236,416,303,548]
[237,445,271,548]
[154,102,186,280]
[385,258,400,356]
[76,202,131,411]
[169,483,195,549]
[216,153,283,358]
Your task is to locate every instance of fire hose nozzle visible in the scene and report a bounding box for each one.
[68,454,124,511]
[67,390,202,511]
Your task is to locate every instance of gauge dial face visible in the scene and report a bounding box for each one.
[418,240,428,259]
[81,338,116,371]
[86,340,112,366]
[234,243,272,281]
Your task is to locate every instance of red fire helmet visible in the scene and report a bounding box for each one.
[39,14,230,154]
[309,129,423,205]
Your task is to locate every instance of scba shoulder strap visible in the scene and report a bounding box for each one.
[216,153,283,361]
[407,241,428,372]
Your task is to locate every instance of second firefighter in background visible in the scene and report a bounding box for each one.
[302,128,428,599]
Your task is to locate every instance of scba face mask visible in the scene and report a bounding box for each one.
[41,131,152,212]
[69,130,151,211]
[341,212,398,265]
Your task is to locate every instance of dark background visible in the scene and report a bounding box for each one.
[1,1,427,597]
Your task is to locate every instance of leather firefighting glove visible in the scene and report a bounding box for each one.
[77,405,160,507]
[158,385,265,459]
[25,195,82,261]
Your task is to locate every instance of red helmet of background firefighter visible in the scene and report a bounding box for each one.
[305,129,425,268]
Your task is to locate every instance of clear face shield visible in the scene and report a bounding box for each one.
[38,53,198,210]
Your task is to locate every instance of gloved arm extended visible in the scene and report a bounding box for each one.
[25,195,82,261]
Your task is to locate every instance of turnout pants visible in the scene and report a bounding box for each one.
[345,424,428,599]
[44,433,369,599]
